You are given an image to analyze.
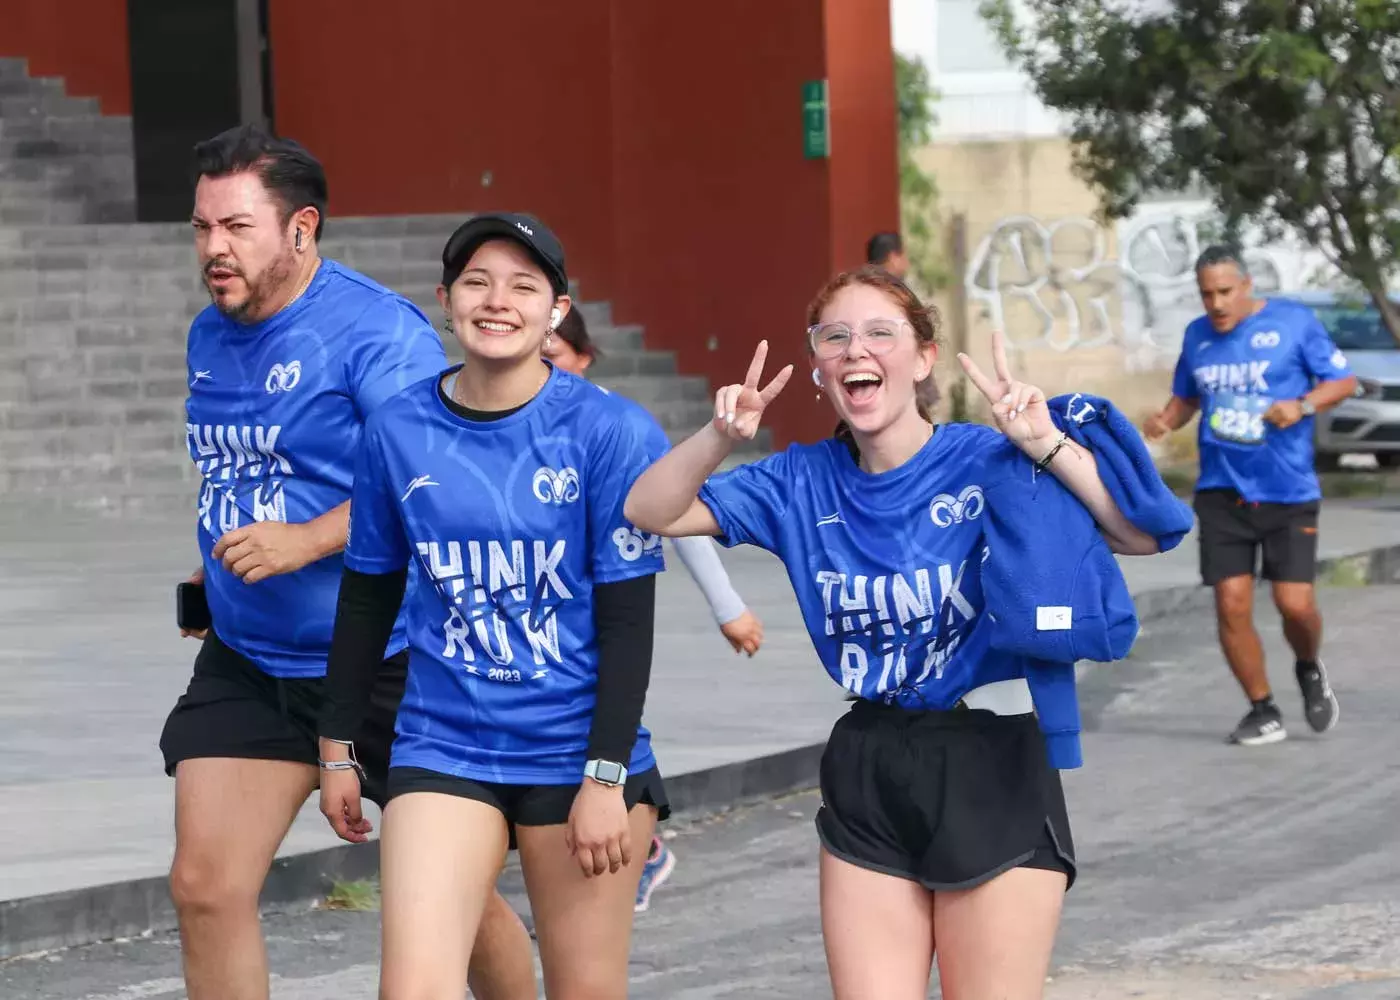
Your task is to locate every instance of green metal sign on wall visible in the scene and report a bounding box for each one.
[803,79,830,159]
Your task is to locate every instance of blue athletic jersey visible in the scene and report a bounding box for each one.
[1172,299,1353,503]
[185,260,448,678]
[343,365,667,784]
[699,424,1040,708]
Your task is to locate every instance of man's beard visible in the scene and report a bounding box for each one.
[204,249,298,323]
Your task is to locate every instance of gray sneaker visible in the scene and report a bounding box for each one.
[1227,704,1287,746]
[1296,660,1340,734]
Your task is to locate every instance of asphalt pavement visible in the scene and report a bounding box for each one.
[4,585,1396,999]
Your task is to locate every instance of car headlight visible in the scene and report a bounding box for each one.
[1354,377,1384,400]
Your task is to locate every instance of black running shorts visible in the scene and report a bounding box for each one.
[159,630,406,808]
[387,765,671,835]
[1193,489,1320,585]
[817,699,1076,892]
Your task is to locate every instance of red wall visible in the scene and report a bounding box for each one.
[0,0,131,114]
[267,0,622,302]
[269,1,896,447]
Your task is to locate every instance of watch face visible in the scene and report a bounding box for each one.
[595,761,624,784]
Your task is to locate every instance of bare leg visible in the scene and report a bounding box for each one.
[819,848,935,1000]
[517,805,657,1000]
[1214,575,1270,700]
[468,890,537,1000]
[169,757,318,1000]
[378,793,511,1000]
[933,866,1066,1000]
[1272,581,1322,662]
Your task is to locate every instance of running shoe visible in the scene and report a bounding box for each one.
[1227,703,1287,746]
[1295,659,1340,734]
[634,836,676,913]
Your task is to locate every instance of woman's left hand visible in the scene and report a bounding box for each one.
[566,779,632,877]
[957,330,1057,454]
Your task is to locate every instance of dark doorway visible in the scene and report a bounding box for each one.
[127,0,271,221]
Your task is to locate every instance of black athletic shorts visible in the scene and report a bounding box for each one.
[817,699,1076,892]
[387,765,671,837]
[1193,489,1320,585]
[158,630,406,808]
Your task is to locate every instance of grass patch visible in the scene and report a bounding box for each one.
[324,877,380,911]
[1318,554,1372,588]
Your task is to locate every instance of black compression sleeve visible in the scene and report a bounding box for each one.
[319,566,408,743]
[587,574,657,765]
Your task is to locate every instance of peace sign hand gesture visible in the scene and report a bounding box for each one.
[713,340,794,441]
[957,330,1057,452]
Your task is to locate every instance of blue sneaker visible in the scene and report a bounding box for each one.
[634,836,676,913]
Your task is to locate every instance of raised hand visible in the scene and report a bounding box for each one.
[713,340,794,441]
[956,330,1056,451]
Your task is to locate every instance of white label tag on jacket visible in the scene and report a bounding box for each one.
[1036,606,1072,631]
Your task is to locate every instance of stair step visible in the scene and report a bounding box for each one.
[594,374,710,405]
[0,59,30,81]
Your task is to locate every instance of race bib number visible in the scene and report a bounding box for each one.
[1208,392,1269,446]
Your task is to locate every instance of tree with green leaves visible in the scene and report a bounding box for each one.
[982,0,1400,344]
[894,51,946,295]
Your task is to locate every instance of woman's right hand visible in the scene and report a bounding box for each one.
[712,340,793,441]
[319,765,373,843]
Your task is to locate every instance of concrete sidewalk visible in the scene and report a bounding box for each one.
[2,497,1399,948]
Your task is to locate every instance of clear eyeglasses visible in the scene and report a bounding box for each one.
[807,318,910,359]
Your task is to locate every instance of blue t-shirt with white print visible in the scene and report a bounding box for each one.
[343,365,668,784]
[698,424,1055,708]
[1171,298,1353,504]
[185,260,448,678]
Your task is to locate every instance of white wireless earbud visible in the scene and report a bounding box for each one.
[550,307,562,331]
[811,369,822,387]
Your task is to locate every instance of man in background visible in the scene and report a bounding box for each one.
[1143,245,1356,748]
[865,231,910,281]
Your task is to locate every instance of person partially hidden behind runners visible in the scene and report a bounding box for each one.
[158,125,536,1000]
[1144,244,1358,747]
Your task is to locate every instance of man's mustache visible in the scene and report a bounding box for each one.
[203,259,244,278]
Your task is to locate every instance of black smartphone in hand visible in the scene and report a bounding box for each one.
[176,582,212,633]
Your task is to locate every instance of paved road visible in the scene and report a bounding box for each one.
[4,585,1396,999]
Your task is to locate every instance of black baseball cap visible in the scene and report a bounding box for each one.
[440,212,568,296]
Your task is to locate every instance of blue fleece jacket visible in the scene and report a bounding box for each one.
[980,393,1194,767]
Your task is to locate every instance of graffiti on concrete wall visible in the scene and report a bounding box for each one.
[965,210,1283,368]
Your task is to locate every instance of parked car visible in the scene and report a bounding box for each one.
[1274,291,1400,470]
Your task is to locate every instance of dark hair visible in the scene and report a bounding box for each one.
[555,307,599,362]
[192,125,328,240]
[1195,243,1249,278]
[865,231,904,266]
[805,266,941,456]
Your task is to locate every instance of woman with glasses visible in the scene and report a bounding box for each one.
[623,266,1184,999]
[317,213,669,999]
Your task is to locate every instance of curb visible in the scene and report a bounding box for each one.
[0,742,827,961]
[3,542,1397,961]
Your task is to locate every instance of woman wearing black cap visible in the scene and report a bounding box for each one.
[316,213,669,998]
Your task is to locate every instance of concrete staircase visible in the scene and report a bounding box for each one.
[0,216,733,508]
[0,56,759,511]
[0,58,136,225]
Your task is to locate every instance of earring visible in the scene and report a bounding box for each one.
[811,368,823,400]
[442,317,453,334]
[544,332,553,351]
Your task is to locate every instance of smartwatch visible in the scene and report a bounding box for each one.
[1299,398,1317,417]
[583,759,628,787]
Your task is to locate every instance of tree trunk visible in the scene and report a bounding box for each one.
[1365,283,1400,348]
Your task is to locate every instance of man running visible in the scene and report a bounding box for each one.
[158,125,535,1000]
[1143,245,1357,746]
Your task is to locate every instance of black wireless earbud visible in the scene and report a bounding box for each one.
[295,230,303,251]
